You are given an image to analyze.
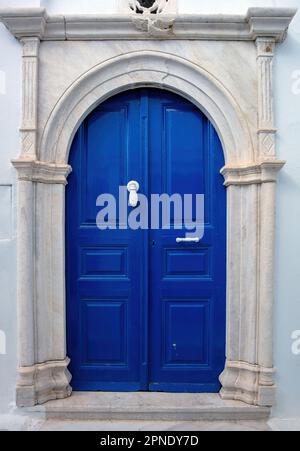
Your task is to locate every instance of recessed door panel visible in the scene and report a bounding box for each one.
[82,301,128,365]
[164,248,211,278]
[163,300,210,366]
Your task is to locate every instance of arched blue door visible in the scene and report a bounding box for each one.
[66,88,226,392]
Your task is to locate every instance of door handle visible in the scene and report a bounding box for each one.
[176,237,200,244]
[127,181,140,207]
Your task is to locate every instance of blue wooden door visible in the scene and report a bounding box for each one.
[66,88,226,392]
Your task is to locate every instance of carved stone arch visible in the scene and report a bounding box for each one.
[16,50,283,408]
[39,51,254,166]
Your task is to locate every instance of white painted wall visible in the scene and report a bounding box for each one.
[0,0,299,422]
[40,0,117,14]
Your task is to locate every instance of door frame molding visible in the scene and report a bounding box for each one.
[0,7,296,408]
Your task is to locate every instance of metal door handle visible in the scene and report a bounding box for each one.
[176,237,200,243]
[127,180,140,207]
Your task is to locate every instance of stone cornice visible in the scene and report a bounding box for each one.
[12,159,72,185]
[221,160,286,186]
[0,8,47,40]
[0,7,296,42]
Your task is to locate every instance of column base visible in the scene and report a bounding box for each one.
[219,361,276,407]
[16,358,72,408]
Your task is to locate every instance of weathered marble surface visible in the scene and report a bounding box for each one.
[38,39,258,160]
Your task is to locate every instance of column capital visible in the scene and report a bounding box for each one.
[256,37,276,57]
[12,159,72,185]
[221,160,285,187]
[20,36,40,57]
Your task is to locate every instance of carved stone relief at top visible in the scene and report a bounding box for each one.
[128,0,172,15]
[126,0,176,35]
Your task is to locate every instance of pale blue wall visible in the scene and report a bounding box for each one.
[0,0,299,419]
[0,4,21,414]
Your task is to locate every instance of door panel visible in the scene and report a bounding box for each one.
[148,91,226,392]
[67,91,147,390]
[66,88,226,392]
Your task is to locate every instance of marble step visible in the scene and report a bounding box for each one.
[25,393,270,421]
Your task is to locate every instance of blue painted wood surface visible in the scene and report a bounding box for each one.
[66,88,226,392]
